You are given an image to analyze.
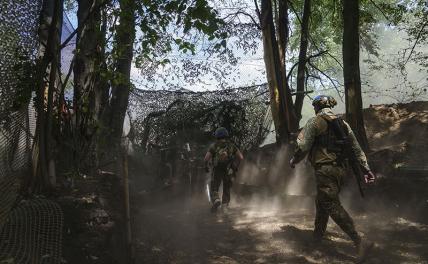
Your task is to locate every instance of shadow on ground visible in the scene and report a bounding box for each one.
[132,191,428,264]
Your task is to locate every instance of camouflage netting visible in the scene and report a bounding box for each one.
[0,1,63,263]
[128,84,273,152]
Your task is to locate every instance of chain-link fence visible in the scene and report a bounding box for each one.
[0,1,63,263]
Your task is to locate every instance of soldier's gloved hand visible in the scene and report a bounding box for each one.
[289,158,296,169]
[205,166,210,173]
[364,170,376,184]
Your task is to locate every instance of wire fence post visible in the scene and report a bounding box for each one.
[122,137,134,263]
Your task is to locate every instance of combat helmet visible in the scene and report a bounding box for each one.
[312,95,337,112]
[214,127,229,139]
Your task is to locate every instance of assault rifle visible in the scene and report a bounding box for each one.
[329,118,372,198]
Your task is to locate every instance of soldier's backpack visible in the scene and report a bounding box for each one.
[212,142,236,168]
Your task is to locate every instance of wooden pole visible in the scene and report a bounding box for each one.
[122,139,134,263]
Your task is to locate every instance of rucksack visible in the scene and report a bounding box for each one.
[213,142,235,168]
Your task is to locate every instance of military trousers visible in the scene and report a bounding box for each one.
[313,164,361,244]
[210,168,232,205]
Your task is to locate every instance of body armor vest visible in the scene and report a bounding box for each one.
[314,116,349,159]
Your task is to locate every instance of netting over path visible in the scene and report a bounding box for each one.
[128,84,273,152]
[0,1,63,263]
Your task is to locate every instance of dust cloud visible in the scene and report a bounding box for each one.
[131,141,428,264]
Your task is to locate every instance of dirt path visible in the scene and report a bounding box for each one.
[133,192,428,264]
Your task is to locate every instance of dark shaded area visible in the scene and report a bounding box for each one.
[59,172,127,264]
[132,191,428,264]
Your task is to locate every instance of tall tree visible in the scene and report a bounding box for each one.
[342,0,369,150]
[294,0,311,118]
[73,0,109,171]
[30,0,63,193]
[257,0,298,143]
[259,0,287,143]
[102,0,136,158]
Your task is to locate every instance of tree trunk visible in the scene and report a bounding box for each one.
[294,0,311,120]
[94,7,111,168]
[260,0,288,143]
[277,0,288,67]
[73,0,108,171]
[102,0,136,159]
[97,9,110,123]
[96,4,136,262]
[45,3,62,187]
[31,0,63,193]
[342,0,369,151]
[277,0,299,135]
[259,0,298,144]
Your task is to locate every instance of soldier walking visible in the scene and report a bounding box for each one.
[290,95,376,261]
[204,127,243,213]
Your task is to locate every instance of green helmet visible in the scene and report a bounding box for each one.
[312,95,337,110]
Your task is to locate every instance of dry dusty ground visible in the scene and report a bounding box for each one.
[133,191,428,264]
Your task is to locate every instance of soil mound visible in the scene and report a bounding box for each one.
[364,101,428,175]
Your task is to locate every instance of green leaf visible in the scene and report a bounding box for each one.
[183,19,192,33]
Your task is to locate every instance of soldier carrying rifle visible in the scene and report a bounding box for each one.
[290,95,376,262]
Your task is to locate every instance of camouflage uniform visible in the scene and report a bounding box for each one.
[293,108,369,244]
[208,140,238,205]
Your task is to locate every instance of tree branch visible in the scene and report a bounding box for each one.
[369,0,390,22]
[237,10,261,29]
[222,10,261,29]
[62,55,75,89]
[404,19,428,65]
[307,61,343,100]
[60,0,109,49]
[287,0,343,69]
[254,0,261,20]
[286,50,328,82]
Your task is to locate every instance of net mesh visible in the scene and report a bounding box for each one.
[0,199,63,263]
[0,1,63,263]
[128,84,272,152]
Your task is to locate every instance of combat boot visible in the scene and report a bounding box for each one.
[355,239,374,263]
[211,199,221,213]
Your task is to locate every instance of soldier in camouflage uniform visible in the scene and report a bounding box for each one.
[290,95,375,260]
[204,127,244,213]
